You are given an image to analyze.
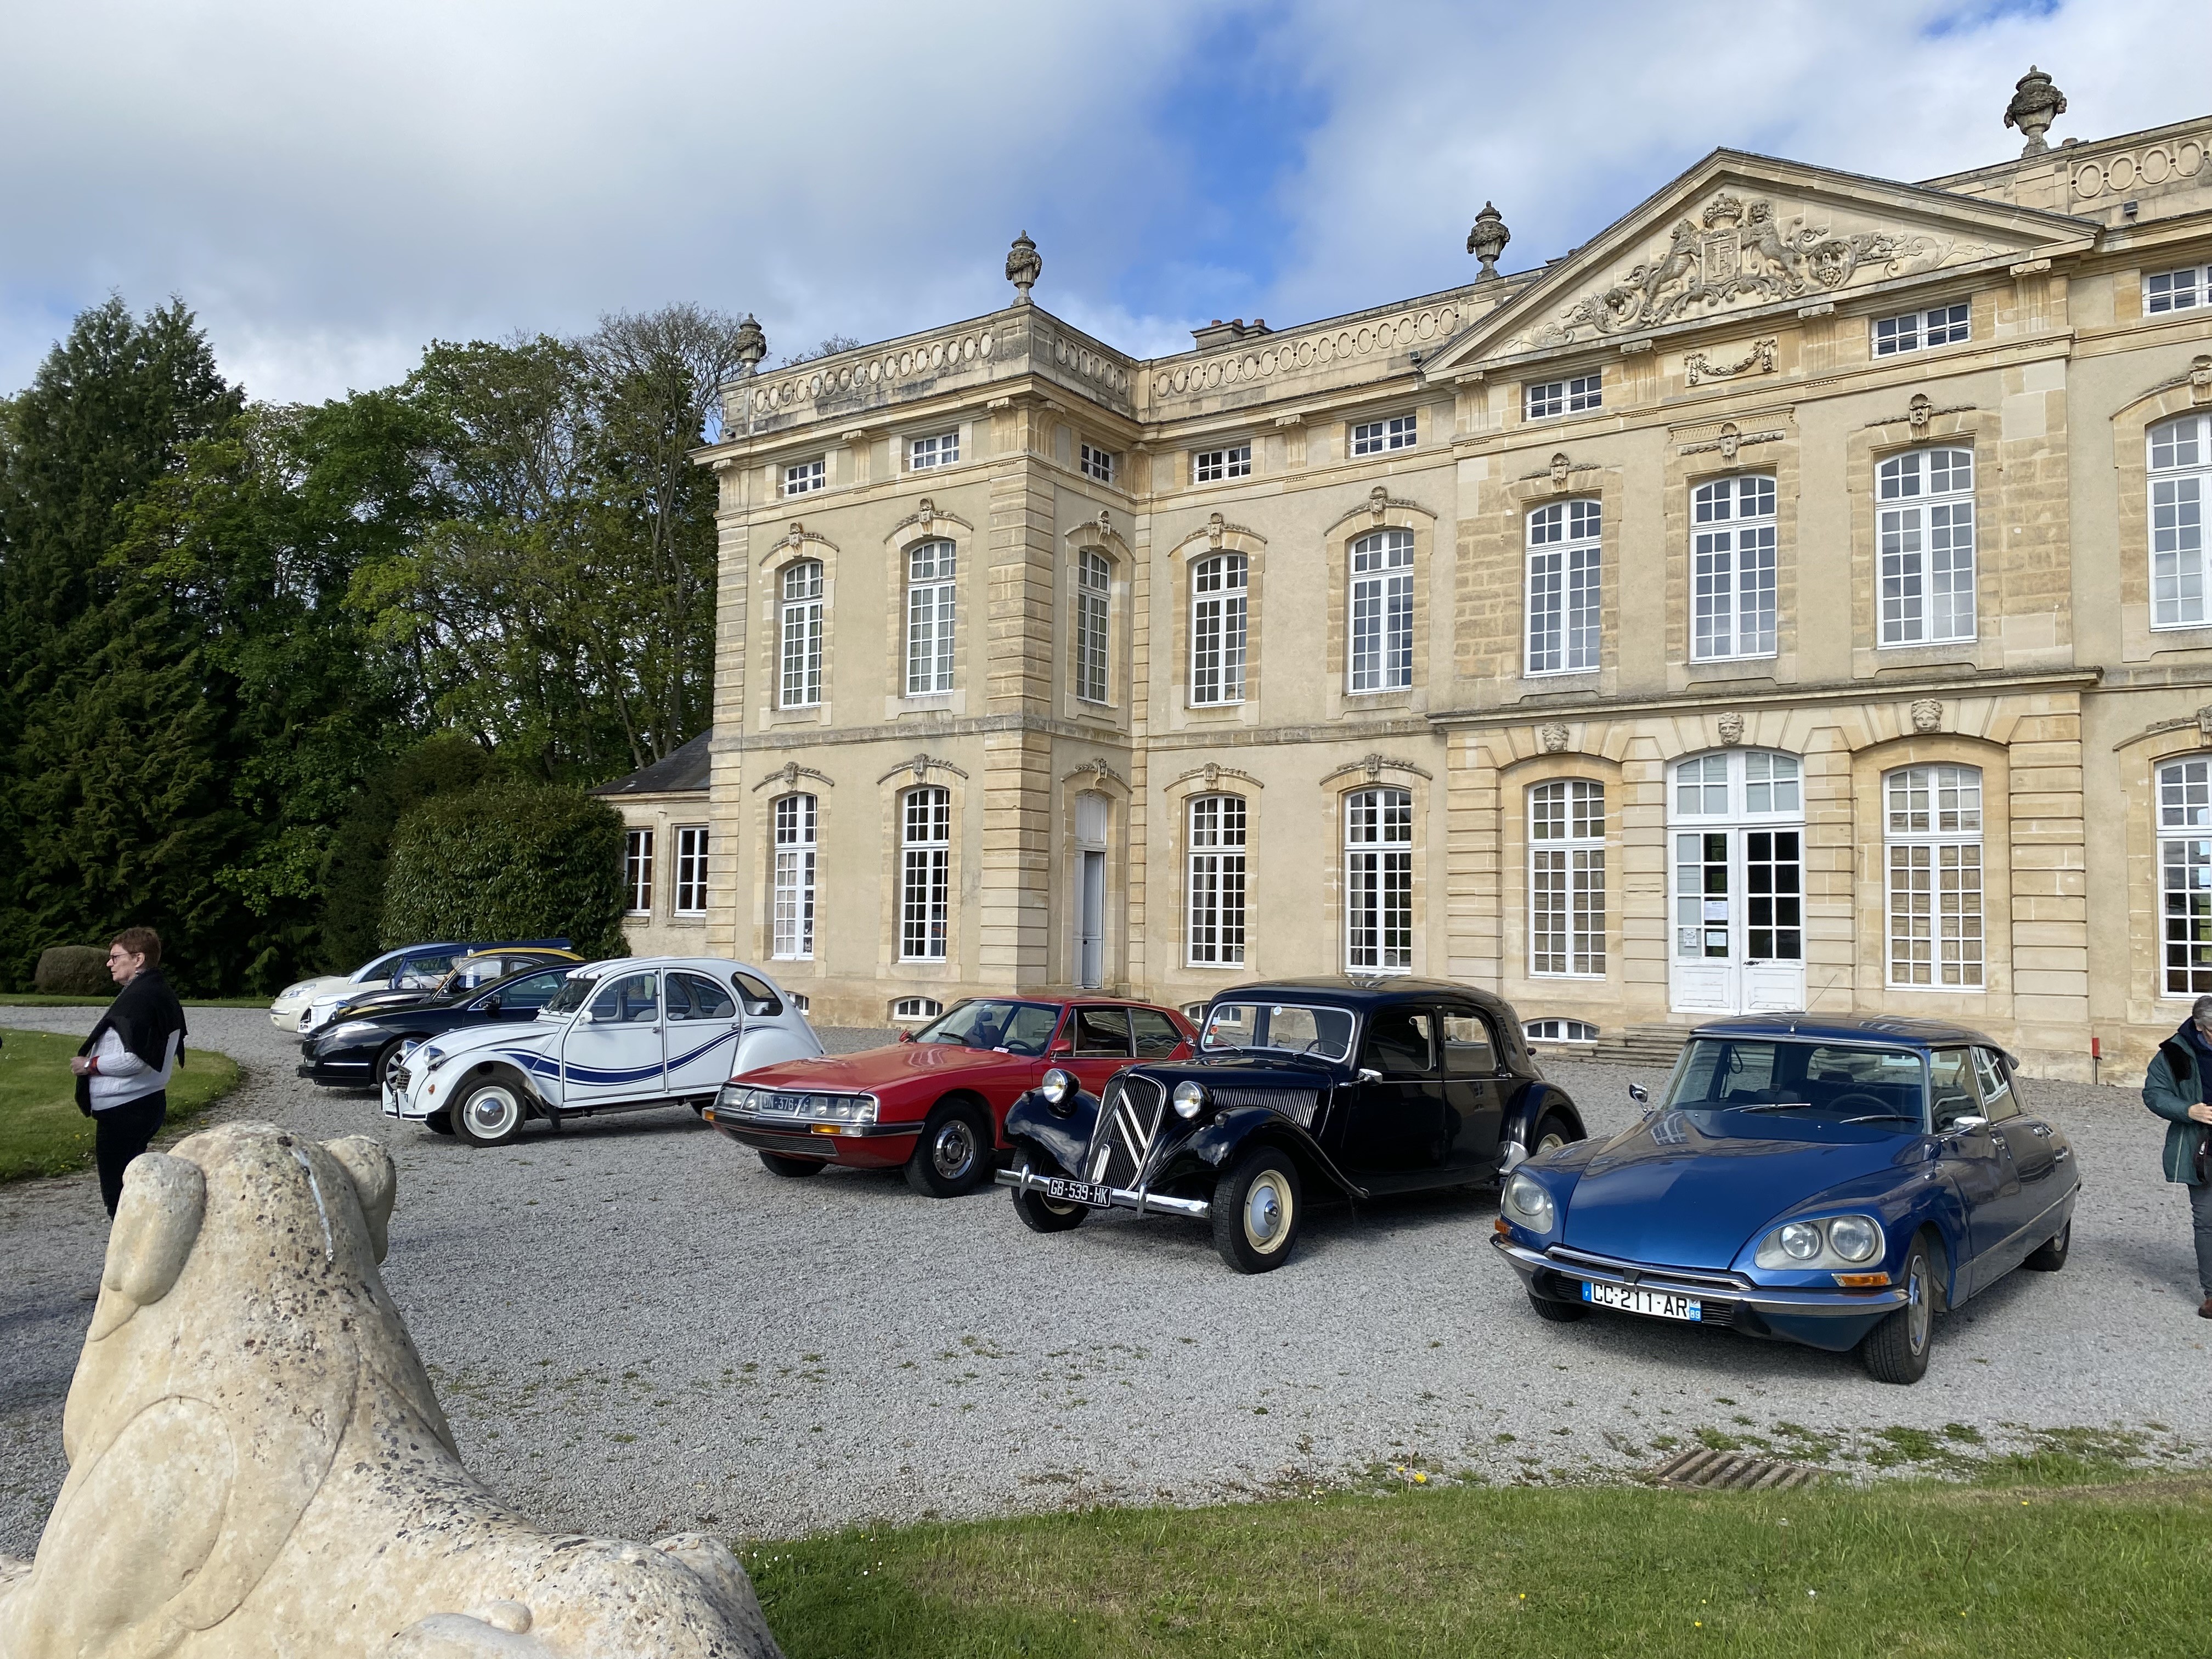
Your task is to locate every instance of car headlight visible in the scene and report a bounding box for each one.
[1039,1068,1074,1107]
[1171,1080,1206,1119]
[421,1045,449,1071]
[1502,1171,1556,1233]
[1754,1214,1887,1270]
[715,1084,754,1114]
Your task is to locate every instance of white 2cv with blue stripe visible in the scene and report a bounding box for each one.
[381,956,823,1146]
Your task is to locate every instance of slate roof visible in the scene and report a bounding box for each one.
[590,729,711,797]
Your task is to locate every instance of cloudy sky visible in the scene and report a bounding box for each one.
[0,0,2195,405]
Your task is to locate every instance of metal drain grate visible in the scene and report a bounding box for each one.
[1647,1447,1822,1491]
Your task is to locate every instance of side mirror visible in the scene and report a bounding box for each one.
[1946,1114,1988,1133]
[1357,1068,1383,1084]
[1628,1083,1650,1106]
[483,995,502,1013]
[898,1029,916,1043]
[1047,1039,1074,1058]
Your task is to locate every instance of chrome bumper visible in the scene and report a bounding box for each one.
[1489,1234,1907,1317]
[994,1162,1211,1221]
[704,1108,914,1138]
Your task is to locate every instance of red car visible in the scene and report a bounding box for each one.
[704,996,1197,1195]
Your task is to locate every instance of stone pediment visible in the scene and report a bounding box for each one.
[1429,150,2096,369]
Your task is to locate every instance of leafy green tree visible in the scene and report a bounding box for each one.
[318,731,497,970]
[381,783,627,960]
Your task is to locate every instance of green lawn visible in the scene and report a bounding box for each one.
[748,1466,2205,1658]
[0,1027,240,1181]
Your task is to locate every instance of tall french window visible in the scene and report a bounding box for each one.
[905,540,956,695]
[1347,528,1414,692]
[674,827,710,916]
[1529,780,1605,977]
[1526,500,1601,674]
[2151,414,2210,629]
[1884,765,1983,987]
[1190,553,1247,704]
[1877,448,1976,645]
[771,794,817,960]
[1075,550,1111,703]
[1186,795,1247,967]
[623,828,654,915]
[2159,758,2212,995]
[1691,475,1778,659]
[1344,787,1413,972]
[900,787,951,961]
[778,561,824,707]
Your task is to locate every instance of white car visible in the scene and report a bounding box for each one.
[381,956,822,1147]
[270,944,470,1034]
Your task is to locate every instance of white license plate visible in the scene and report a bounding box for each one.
[1582,1282,1702,1322]
[1045,1177,1114,1207]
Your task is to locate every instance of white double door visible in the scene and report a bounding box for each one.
[1670,823,1807,1015]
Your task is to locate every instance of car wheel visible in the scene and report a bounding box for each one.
[371,1040,407,1089]
[906,1101,994,1198]
[454,1078,529,1148]
[758,1151,824,1178]
[1521,1109,1581,1159]
[1860,1235,1937,1385]
[1527,1290,1590,1323]
[1011,1165,1088,1234]
[2023,1217,2070,1272]
[1211,1147,1303,1274]
[424,1110,454,1137]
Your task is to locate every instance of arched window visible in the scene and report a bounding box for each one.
[1348,529,1414,692]
[904,539,956,696]
[778,560,824,708]
[899,787,951,961]
[2158,758,2212,995]
[1344,787,1412,972]
[1884,764,1983,987]
[771,794,816,960]
[1075,550,1111,703]
[1526,500,1601,674]
[1529,780,1605,977]
[1876,448,1976,645]
[891,996,941,1022]
[1690,475,1777,660]
[1524,1018,1599,1044]
[2151,414,2210,630]
[1187,795,1247,967]
[1190,553,1247,705]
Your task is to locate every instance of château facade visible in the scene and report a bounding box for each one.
[608,74,2212,1079]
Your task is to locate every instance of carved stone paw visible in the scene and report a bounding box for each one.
[388,1601,551,1656]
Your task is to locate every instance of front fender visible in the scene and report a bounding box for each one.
[1502,1081,1585,1151]
[1172,1106,1365,1199]
[1005,1086,1097,1176]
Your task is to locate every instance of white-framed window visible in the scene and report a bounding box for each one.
[1187,794,1247,967]
[2148,265,2210,314]
[1524,1018,1599,1044]
[778,560,824,708]
[1877,448,1976,645]
[771,794,816,960]
[783,457,825,496]
[1075,549,1111,704]
[904,539,956,696]
[1872,301,1970,357]
[899,787,950,961]
[1526,499,1601,675]
[2151,413,2210,630]
[1525,374,1601,420]
[1691,474,1778,661]
[1080,442,1115,484]
[909,431,958,470]
[1344,786,1413,973]
[1529,780,1605,977]
[891,996,942,1023]
[1884,764,1983,988]
[788,992,811,1015]
[1348,528,1414,693]
[1351,414,1417,455]
[2161,758,2212,996]
[623,828,654,916]
[674,826,710,916]
[1193,443,1251,483]
[1190,553,1247,705]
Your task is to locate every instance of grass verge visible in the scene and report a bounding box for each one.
[0,1027,241,1181]
[748,1469,2207,1658]
[0,994,269,1007]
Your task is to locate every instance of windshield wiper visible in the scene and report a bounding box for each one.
[1736,1101,1824,1113]
[1841,1112,1920,1125]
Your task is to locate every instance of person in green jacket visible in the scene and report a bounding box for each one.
[2143,993,2212,1319]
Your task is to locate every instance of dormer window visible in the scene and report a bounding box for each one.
[783,458,825,496]
[1872,302,1969,357]
[910,431,959,470]
[1193,443,1251,484]
[1351,415,1417,455]
[1080,442,1116,484]
[1525,374,1601,420]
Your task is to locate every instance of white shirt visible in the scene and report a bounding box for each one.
[88,1025,179,1111]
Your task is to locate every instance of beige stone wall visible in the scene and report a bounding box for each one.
[606,793,715,963]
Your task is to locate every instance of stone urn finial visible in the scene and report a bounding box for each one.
[734,313,766,373]
[2004,66,2067,157]
[1466,202,1510,283]
[1006,230,1042,304]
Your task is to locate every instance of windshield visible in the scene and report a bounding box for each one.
[352,947,409,984]
[1199,1002,1356,1064]
[1663,1039,1928,1127]
[543,975,600,1016]
[912,1000,1062,1057]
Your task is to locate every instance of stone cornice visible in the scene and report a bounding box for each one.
[1426,668,2102,730]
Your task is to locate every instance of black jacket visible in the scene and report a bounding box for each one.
[75,967,187,1115]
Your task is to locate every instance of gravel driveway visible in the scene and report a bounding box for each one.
[4,1006,2207,1557]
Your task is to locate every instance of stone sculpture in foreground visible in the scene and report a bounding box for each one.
[0,1123,784,1657]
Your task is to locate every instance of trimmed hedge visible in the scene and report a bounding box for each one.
[34,946,111,996]
[381,786,628,961]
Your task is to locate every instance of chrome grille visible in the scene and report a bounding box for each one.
[1087,1076,1164,1188]
[1545,1245,1751,1294]
[1207,1086,1321,1129]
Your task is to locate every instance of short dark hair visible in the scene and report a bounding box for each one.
[110,927,162,967]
